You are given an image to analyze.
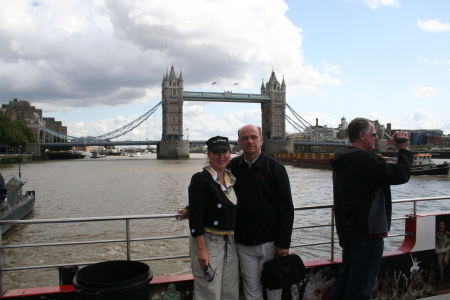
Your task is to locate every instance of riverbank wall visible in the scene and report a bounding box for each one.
[0,154,33,165]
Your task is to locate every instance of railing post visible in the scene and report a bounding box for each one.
[330,207,335,262]
[126,219,131,261]
[413,201,417,216]
[0,225,3,296]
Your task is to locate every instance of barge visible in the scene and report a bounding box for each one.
[0,196,449,299]
[275,153,333,170]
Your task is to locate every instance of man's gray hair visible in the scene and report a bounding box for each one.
[347,118,372,143]
[237,125,262,138]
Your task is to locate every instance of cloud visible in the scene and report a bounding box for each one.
[400,108,443,130]
[417,19,450,33]
[363,0,400,9]
[0,0,340,109]
[184,104,260,140]
[320,61,342,74]
[412,85,437,98]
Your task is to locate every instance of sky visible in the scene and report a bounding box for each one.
[1,0,449,141]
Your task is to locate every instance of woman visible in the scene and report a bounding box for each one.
[188,136,239,300]
[436,220,450,283]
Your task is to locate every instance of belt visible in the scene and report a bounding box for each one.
[352,232,388,239]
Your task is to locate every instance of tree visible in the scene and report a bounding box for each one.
[0,114,36,152]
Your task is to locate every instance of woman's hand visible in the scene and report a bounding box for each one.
[198,247,210,271]
[195,235,209,270]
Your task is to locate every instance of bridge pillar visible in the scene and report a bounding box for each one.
[157,140,189,159]
[264,140,294,156]
[261,70,287,141]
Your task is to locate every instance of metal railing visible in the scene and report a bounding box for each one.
[0,196,449,293]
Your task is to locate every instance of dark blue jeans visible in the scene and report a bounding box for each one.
[333,236,384,300]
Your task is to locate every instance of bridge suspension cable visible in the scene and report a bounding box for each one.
[39,100,163,142]
[286,103,347,143]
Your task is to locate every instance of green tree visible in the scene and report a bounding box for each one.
[0,114,36,152]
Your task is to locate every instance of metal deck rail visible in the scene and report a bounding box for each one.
[0,196,449,293]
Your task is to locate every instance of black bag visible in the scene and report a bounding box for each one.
[261,254,306,290]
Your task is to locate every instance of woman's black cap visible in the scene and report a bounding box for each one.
[206,136,230,152]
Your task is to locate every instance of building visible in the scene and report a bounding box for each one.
[303,118,336,140]
[391,129,444,146]
[1,98,68,155]
[1,98,43,125]
[442,135,450,148]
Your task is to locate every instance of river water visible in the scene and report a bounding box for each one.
[0,153,449,290]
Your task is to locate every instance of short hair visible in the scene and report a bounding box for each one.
[347,118,372,143]
[237,125,262,138]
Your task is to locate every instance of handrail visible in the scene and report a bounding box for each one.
[0,196,449,293]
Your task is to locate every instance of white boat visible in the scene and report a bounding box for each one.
[411,154,449,175]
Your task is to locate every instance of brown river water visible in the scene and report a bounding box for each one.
[0,153,449,290]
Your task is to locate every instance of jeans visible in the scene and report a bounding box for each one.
[333,236,384,300]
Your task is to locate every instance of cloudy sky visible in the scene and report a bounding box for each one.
[1,0,449,141]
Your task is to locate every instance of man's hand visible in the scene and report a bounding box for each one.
[176,208,189,220]
[273,246,289,257]
[392,131,410,150]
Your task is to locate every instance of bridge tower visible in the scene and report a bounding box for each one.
[260,70,293,155]
[158,65,189,159]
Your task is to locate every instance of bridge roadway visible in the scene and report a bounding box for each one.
[182,91,271,103]
[40,140,348,147]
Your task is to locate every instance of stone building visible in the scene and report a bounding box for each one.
[1,98,67,154]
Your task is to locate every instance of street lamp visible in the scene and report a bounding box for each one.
[186,128,189,140]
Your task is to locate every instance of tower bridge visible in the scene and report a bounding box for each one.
[33,65,349,159]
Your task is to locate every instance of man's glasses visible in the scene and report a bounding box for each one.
[204,264,217,282]
[240,135,260,141]
[365,132,377,137]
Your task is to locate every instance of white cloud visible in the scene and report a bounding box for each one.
[400,108,442,130]
[320,61,342,74]
[0,0,340,110]
[370,109,449,133]
[417,19,450,33]
[184,105,260,140]
[363,0,400,9]
[412,85,437,98]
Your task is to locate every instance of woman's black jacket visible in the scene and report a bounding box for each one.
[188,170,236,237]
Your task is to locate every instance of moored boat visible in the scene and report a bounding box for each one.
[411,154,449,176]
[1,177,35,235]
[46,150,92,159]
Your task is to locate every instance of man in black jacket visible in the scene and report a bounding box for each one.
[330,118,413,299]
[232,125,294,300]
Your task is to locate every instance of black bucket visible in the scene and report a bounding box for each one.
[73,260,153,300]
[59,266,79,285]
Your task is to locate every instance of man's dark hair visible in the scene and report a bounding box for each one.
[347,118,372,143]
